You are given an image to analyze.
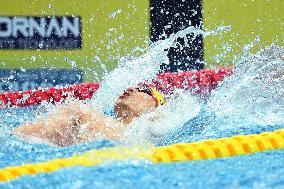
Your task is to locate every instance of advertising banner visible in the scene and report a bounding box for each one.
[0,0,149,91]
[0,69,82,91]
[0,16,82,49]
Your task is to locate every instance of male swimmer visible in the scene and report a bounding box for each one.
[14,85,166,146]
[15,46,282,147]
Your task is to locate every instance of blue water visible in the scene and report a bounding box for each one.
[5,150,284,189]
[0,105,284,189]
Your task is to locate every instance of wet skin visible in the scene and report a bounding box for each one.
[114,87,157,124]
[14,88,157,146]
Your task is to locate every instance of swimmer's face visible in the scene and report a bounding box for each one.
[114,87,156,124]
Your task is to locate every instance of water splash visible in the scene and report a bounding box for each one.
[123,90,201,144]
[92,25,230,111]
[203,45,284,136]
[154,45,284,145]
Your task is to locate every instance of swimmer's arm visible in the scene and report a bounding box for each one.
[14,103,89,146]
[14,106,82,146]
[14,102,124,146]
[14,121,51,139]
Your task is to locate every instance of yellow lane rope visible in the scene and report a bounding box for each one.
[1,129,284,182]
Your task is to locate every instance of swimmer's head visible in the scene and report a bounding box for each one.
[114,85,165,124]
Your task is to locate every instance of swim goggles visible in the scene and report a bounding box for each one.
[137,85,166,106]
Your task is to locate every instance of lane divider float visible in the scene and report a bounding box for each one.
[0,128,283,182]
[0,67,233,108]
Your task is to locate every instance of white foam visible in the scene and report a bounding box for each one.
[207,45,284,128]
[122,91,201,144]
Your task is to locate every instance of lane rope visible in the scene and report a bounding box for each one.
[0,67,232,107]
[1,128,283,182]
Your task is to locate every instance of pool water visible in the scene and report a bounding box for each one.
[0,102,284,189]
[5,149,284,189]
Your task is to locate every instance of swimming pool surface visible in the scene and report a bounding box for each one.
[1,106,284,189]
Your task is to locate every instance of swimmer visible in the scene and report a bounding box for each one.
[14,85,166,146]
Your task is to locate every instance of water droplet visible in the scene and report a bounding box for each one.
[31,56,36,61]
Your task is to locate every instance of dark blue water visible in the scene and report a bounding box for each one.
[0,106,284,189]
